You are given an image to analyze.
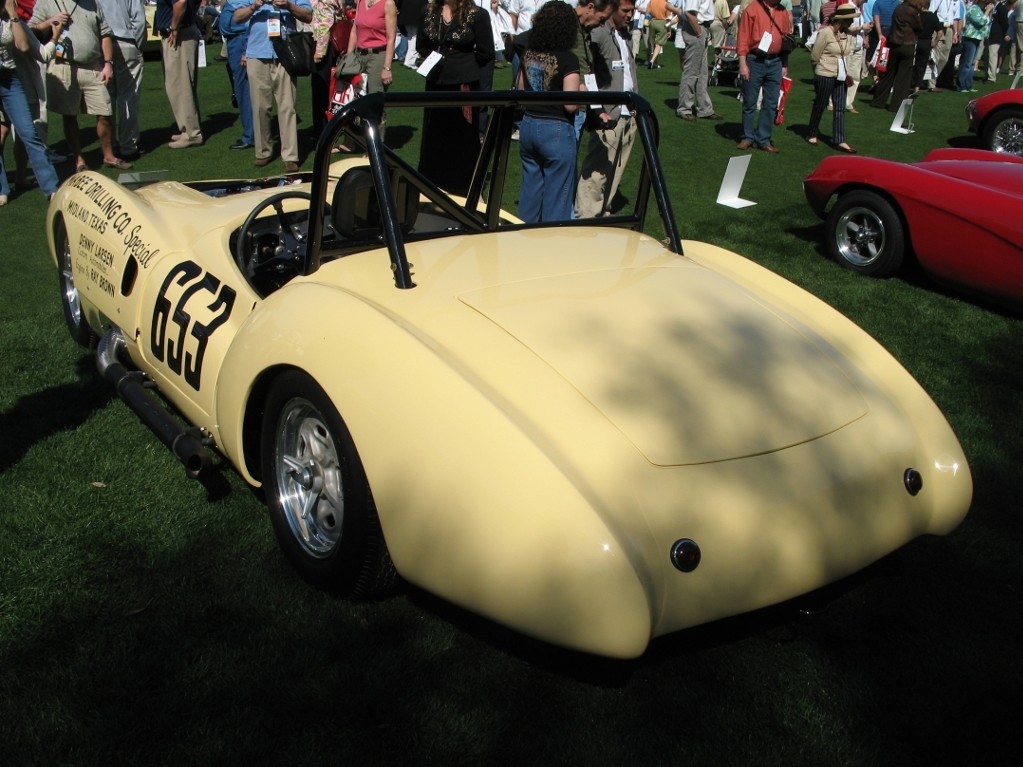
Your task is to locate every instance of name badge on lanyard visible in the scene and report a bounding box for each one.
[267,13,282,39]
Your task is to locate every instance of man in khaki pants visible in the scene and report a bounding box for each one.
[155,0,204,148]
[233,0,312,173]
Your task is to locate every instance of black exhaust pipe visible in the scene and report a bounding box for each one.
[96,330,210,479]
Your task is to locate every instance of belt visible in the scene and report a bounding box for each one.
[357,46,386,55]
[59,60,103,70]
[158,25,197,38]
[748,50,779,61]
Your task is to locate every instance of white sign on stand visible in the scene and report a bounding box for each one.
[889,98,916,134]
[716,155,756,209]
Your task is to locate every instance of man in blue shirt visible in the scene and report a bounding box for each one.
[872,0,901,38]
[232,0,313,173]
[220,0,254,150]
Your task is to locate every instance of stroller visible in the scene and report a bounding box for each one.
[709,27,740,86]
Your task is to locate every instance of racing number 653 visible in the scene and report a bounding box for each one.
[151,261,236,390]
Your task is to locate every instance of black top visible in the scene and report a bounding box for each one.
[154,0,199,33]
[918,10,941,44]
[988,2,1010,43]
[521,49,580,121]
[416,5,496,85]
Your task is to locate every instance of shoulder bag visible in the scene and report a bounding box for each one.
[273,30,316,77]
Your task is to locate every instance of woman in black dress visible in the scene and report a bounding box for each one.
[416,0,495,195]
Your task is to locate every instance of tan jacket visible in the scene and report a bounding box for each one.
[810,24,850,78]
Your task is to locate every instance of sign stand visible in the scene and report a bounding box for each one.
[889,98,916,134]
[716,155,756,209]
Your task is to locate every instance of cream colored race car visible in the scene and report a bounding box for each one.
[47,92,972,658]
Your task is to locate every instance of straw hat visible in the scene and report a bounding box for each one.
[833,3,858,20]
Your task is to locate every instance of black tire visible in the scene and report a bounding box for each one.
[982,106,1023,157]
[55,217,98,347]
[825,190,905,277]
[261,370,396,597]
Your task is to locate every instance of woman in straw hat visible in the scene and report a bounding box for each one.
[807,2,859,152]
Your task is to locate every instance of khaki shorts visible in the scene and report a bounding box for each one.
[45,61,112,116]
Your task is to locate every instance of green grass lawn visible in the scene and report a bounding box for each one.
[1,45,1021,765]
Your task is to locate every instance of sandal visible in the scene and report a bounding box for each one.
[836,143,857,154]
[102,158,134,170]
[75,162,89,173]
[807,136,819,145]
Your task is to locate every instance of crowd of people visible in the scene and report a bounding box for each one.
[2,0,1021,209]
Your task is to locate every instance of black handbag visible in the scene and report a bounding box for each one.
[272,30,315,77]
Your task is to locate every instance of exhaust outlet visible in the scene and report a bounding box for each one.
[96,329,210,479]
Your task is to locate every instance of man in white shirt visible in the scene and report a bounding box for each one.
[928,0,958,90]
[576,0,640,217]
[672,0,722,120]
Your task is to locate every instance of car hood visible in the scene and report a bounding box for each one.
[456,263,868,466]
[915,159,1023,195]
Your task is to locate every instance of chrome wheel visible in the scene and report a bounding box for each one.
[833,205,887,268]
[60,235,84,330]
[55,217,96,347]
[262,370,396,595]
[825,190,905,277]
[989,112,1023,156]
[273,397,345,559]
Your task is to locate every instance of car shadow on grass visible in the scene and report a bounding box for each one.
[0,355,113,473]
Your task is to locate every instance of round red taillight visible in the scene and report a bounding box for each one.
[670,539,701,573]
[904,468,923,496]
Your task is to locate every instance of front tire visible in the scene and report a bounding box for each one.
[825,190,905,277]
[983,107,1023,157]
[261,370,395,597]
[56,217,97,347]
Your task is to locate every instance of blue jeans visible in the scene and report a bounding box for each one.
[958,38,980,91]
[226,34,253,144]
[741,56,782,148]
[0,69,59,197]
[518,114,577,223]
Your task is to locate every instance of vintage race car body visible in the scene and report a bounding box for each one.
[804,147,1023,308]
[48,92,971,658]
[966,88,1023,156]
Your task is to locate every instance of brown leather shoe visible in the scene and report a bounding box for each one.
[700,113,723,120]
[759,143,780,153]
[736,139,754,150]
[284,161,300,173]
[253,156,271,167]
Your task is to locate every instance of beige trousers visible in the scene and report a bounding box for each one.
[575,116,637,219]
[247,57,299,163]
[162,27,201,140]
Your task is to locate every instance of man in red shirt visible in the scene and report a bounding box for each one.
[736,0,792,152]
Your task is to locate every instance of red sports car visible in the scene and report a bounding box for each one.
[967,88,1023,156]
[803,148,1023,308]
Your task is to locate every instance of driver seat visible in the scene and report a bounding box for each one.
[331,166,420,243]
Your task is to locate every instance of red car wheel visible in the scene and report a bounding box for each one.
[983,106,1023,157]
[825,190,905,277]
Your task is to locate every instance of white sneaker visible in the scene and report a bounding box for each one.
[511,129,520,141]
[0,194,7,206]
[168,135,204,149]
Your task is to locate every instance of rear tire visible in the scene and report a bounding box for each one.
[982,106,1023,157]
[261,370,396,597]
[825,190,905,277]
[55,217,98,347]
